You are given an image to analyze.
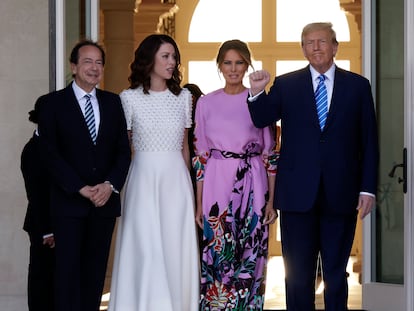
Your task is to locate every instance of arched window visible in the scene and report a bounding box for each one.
[189,0,262,42]
[178,0,354,94]
[276,0,350,42]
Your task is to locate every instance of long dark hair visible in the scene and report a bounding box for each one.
[128,34,182,95]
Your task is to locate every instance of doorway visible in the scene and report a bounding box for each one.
[362,0,413,309]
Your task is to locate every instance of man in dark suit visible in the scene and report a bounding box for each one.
[37,40,131,311]
[247,22,379,311]
[21,107,55,311]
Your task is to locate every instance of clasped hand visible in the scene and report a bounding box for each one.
[79,183,112,207]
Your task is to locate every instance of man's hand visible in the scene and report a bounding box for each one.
[79,185,97,200]
[249,70,271,96]
[357,194,375,219]
[90,183,112,207]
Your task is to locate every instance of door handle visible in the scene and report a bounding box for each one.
[388,148,407,193]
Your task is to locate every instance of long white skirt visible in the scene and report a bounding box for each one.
[108,151,199,311]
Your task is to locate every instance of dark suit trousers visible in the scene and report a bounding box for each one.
[28,234,55,311]
[53,211,115,311]
[279,183,357,311]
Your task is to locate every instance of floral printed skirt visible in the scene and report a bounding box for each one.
[199,147,269,310]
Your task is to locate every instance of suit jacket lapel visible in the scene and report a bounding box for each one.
[65,85,85,124]
[95,89,106,146]
[325,67,345,130]
[301,66,321,130]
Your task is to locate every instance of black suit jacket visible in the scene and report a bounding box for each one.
[21,132,52,237]
[248,66,379,214]
[37,83,131,218]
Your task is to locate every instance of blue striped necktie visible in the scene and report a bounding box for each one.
[84,94,96,144]
[315,74,328,130]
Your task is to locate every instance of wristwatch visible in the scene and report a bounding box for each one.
[104,181,119,194]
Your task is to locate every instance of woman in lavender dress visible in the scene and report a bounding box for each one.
[193,40,278,310]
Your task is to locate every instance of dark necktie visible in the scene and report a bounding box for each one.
[315,74,328,130]
[84,94,96,144]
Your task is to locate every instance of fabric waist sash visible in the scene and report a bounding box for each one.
[210,143,262,220]
[210,143,261,162]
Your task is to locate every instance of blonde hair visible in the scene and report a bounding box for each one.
[301,22,338,46]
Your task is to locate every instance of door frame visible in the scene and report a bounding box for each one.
[405,0,414,308]
[54,0,99,90]
[361,0,414,310]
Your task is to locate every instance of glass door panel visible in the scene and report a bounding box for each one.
[374,0,405,284]
[54,0,97,89]
[65,0,87,85]
[363,0,405,309]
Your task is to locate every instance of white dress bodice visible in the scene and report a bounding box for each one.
[120,87,192,152]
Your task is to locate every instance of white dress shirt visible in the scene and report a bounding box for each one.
[309,63,335,110]
[72,81,101,135]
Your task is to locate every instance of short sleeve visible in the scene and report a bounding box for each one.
[119,90,132,130]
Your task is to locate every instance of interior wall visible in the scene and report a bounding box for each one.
[0,1,50,310]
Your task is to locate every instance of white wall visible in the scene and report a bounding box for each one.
[0,0,49,310]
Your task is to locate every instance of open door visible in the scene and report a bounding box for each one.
[362,0,414,310]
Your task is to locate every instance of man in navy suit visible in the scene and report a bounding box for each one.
[247,22,379,311]
[21,107,55,311]
[37,40,131,311]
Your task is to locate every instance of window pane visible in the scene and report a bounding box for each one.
[189,60,262,94]
[189,0,262,42]
[65,0,86,85]
[276,0,350,42]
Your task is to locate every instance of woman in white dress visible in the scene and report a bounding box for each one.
[108,34,199,311]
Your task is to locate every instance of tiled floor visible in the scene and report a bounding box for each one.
[100,256,362,310]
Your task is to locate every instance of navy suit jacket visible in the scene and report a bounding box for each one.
[37,83,131,219]
[248,66,379,214]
